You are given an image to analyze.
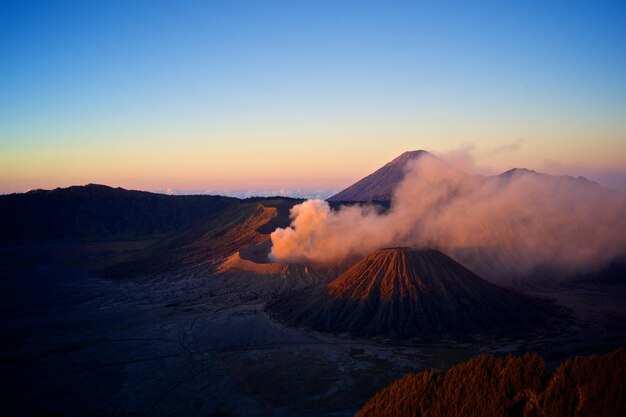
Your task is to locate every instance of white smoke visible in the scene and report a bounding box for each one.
[270,153,626,281]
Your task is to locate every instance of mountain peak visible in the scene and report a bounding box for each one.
[327,150,433,202]
[26,183,120,195]
[497,168,599,187]
[500,168,539,177]
[328,247,450,301]
[268,247,557,337]
[389,150,431,164]
[83,183,116,190]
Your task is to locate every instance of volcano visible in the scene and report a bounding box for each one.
[327,150,432,202]
[268,248,558,338]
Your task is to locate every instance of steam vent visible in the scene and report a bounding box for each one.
[268,248,558,338]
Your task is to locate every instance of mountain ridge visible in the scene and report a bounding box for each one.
[268,247,559,338]
[328,151,603,202]
[327,150,432,202]
[0,184,242,244]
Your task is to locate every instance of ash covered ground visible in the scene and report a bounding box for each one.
[2,240,625,417]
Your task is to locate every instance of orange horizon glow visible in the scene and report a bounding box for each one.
[2,136,626,194]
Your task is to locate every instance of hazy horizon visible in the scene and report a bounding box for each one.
[2,147,625,195]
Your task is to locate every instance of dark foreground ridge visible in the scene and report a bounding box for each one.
[268,247,560,338]
[357,347,626,417]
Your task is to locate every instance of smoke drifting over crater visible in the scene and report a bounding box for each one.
[270,153,626,281]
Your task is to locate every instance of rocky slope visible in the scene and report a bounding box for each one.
[327,150,431,202]
[101,199,300,277]
[268,247,559,338]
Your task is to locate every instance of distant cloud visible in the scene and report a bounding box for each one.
[488,139,524,155]
[436,144,625,191]
[541,160,626,191]
[434,144,498,176]
[436,144,477,172]
[150,188,339,199]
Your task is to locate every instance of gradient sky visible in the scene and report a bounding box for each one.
[1,0,625,194]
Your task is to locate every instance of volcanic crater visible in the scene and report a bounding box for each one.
[268,247,560,338]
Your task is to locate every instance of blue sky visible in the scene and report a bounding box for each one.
[1,0,625,193]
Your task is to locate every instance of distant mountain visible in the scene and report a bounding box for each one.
[328,151,603,203]
[0,184,239,244]
[268,247,558,338]
[496,167,600,187]
[327,150,432,202]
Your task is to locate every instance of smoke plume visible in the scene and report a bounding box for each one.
[270,153,626,281]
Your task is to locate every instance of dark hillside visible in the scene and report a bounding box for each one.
[357,347,626,417]
[0,184,239,244]
[100,198,300,277]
